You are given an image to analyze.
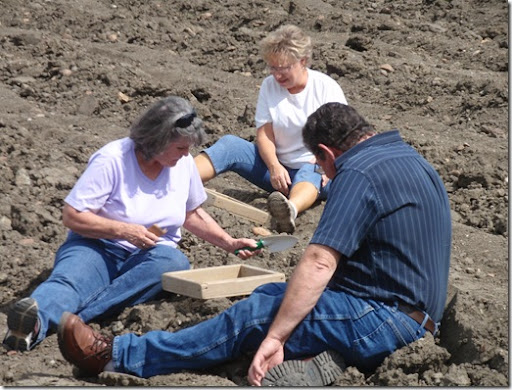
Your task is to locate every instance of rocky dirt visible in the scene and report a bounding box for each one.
[0,0,508,386]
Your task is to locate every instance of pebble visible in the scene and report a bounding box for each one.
[252,226,272,236]
[0,216,12,230]
[60,68,72,77]
[111,320,125,333]
[380,63,394,72]
[15,168,31,186]
[4,370,14,381]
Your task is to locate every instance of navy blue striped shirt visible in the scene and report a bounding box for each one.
[311,131,451,322]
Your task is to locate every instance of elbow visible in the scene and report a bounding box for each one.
[61,204,75,230]
[305,244,339,275]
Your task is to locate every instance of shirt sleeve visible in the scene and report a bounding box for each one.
[64,152,116,212]
[185,156,208,212]
[311,170,379,257]
[322,74,348,105]
[254,77,272,129]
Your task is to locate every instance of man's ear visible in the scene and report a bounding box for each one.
[317,144,339,163]
[316,144,340,179]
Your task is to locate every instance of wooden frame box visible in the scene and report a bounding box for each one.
[162,264,285,299]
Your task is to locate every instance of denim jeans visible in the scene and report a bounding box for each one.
[30,232,190,346]
[113,282,433,378]
[203,135,330,199]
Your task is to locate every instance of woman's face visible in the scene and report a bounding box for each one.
[154,136,192,167]
[266,54,306,91]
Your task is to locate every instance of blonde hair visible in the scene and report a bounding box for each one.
[259,25,312,66]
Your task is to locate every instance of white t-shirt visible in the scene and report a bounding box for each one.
[65,137,207,251]
[255,69,348,169]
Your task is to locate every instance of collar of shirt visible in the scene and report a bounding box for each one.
[334,130,402,171]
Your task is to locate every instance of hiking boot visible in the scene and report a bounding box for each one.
[268,191,296,234]
[58,312,112,376]
[3,297,40,351]
[262,350,346,386]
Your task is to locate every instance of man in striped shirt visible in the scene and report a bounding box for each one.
[57,103,451,387]
[247,103,451,385]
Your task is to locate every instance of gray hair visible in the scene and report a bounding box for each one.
[130,96,206,160]
[259,25,312,66]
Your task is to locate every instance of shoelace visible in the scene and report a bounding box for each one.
[84,333,112,361]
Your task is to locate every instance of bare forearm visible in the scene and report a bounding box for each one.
[256,125,280,170]
[63,203,129,239]
[183,207,235,252]
[266,245,339,343]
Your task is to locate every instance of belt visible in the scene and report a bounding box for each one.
[398,303,436,335]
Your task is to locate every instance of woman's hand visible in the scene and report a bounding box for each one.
[184,207,261,258]
[124,223,161,249]
[308,156,329,188]
[257,124,291,195]
[63,204,159,249]
[231,238,262,259]
[320,174,329,188]
[269,163,292,196]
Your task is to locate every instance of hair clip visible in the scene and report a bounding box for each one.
[175,111,196,128]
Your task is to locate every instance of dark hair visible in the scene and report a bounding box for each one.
[303,103,375,158]
[130,96,206,160]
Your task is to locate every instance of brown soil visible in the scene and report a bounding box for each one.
[0,0,508,386]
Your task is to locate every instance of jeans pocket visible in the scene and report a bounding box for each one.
[351,314,414,372]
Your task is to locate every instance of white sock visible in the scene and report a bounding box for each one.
[103,360,116,372]
[289,201,298,220]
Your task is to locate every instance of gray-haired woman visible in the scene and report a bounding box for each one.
[3,96,259,352]
[195,25,348,233]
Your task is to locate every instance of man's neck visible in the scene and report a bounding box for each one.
[357,132,376,144]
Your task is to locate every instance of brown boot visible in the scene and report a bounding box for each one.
[57,312,112,376]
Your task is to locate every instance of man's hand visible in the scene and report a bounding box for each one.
[247,337,284,386]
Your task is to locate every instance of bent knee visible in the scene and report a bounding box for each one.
[149,247,190,273]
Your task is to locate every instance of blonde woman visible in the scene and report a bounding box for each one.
[195,25,347,233]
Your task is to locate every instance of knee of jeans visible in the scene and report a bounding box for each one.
[149,247,191,273]
[210,134,240,151]
[251,282,287,296]
[219,134,239,143]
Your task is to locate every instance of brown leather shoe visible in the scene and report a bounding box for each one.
[58,312,112,376]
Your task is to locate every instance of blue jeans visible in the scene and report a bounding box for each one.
[30,232,190,346]
[203,135,330,199]
[113,283,433,378]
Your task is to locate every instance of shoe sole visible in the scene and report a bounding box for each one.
[4,298,38,351]
[261,350,346,386]
[268,192,295,234]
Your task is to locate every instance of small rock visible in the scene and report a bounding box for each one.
[252,226,272,236]
[117,91,131,103]
[15,168,31,186]
[0,216,12,230]
[111,320,125,333]
[380,63,394,72]
[60,68,72,77]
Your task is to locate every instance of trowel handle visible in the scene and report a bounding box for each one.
[234,239,264,255]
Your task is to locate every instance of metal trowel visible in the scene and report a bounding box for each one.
[235,235,299,254]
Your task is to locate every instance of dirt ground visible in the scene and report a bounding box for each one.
[0,0,508,386]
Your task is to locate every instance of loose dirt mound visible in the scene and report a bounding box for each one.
[0,0,508,386]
